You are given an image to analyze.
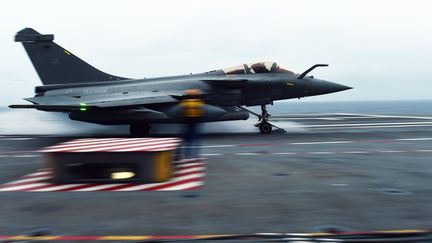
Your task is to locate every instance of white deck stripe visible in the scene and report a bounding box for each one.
[62,137,176,145]
[174,167,205,175]
[200,153,220,156]
[116,173,205,191]
[0,183,50,191]
[105,145,178,153]
[72,142,178,152]
[170,173,206,182]
[107,145,177,152]
[348,113,432,120]
[72,184,129,192]
[290,141,353,145]
[342,151,370,154]
[0,155,39,158]
[314,124,432,129]
[142,174,206,191]
[59,138,115,144]
[0,157,205,192]
[301,121,432,128]
[235,153,259,156]
[396,138,432,141]
[307,151,335,154]
[173,159,202,164]
[0,138,34,141]
[159,181,203,191]
[175,162,204,169]
[0,172,205,192]
[23,171,50,177]
[175,162,205,168]
[78,140,179,152]
[44,139,179,152]
[40,138,146,150]
[52,137,154,146]
[14,155,38,158]
[30,184,89,192]
[273,116,394,120]
[5,176,51,185]
[49,137,177,149]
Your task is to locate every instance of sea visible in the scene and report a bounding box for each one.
[265,100,432,115]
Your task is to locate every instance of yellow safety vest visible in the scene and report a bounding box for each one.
[180,98,204,118]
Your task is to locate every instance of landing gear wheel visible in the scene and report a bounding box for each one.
[257,104,272,134]
[129,124,151,137]
[236,105,287,134]
[259,122,272,134]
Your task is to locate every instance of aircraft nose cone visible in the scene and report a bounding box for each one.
[307,79,352,96]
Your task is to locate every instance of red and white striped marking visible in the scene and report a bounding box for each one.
[0,159,205,192]
[40,137,181,153]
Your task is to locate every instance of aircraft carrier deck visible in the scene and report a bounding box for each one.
[0,113,432,237]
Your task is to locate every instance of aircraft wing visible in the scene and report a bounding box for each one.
[10,91,181,111]
[83,95,178,108]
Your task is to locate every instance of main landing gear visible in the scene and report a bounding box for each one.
[129,123,151,137]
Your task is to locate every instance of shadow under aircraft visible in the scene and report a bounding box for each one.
[10,28,352,135]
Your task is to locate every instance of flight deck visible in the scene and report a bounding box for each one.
[0,113,431,236]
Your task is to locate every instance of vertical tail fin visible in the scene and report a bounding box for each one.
[15,28,128,85]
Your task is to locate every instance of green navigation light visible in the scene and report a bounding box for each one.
[79,103,87,112]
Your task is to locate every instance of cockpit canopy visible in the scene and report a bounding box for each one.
[222,62,294,75]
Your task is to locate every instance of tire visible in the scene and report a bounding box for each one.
[129,124,151,137]
[259,122,272,134]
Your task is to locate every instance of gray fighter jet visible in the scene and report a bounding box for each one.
[10,28,352,135]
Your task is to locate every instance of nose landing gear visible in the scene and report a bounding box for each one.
[255,105,272,134]
[238,105,286,134]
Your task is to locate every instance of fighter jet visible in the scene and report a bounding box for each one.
[10,28,352,135]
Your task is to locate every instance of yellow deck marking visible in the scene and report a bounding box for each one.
[63,50,71,55]
[8,236,60,240]
[377,229,426,233]
[193,234,233,238]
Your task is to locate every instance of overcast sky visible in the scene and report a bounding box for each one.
[1,0,431,106]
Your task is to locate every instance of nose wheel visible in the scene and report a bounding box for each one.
[258,122,272,134]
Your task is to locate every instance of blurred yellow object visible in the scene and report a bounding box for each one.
[111,171,135,180]
[152,151,173,182]
[181,98,204,118]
